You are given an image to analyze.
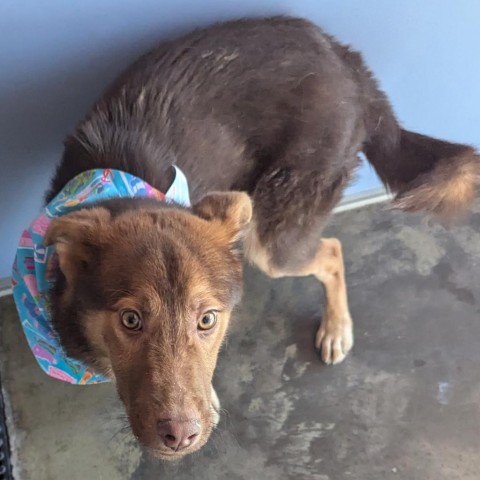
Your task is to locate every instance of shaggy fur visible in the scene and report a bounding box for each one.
[43,16,479,458]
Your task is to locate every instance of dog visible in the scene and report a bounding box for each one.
[12,16,479,459]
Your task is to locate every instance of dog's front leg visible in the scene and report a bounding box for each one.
[245,227,353,365]
[311,238,353,365]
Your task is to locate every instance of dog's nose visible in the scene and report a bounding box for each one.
[157,418,201,451]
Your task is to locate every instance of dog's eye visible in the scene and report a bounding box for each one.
[198,311,217,331]
[121,310,142,331]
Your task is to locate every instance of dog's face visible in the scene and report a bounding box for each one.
[45,192,252,459]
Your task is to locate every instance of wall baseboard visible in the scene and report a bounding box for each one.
[334,187,392,214]
[0,277,12,297]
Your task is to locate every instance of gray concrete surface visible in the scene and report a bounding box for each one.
[2,201,480,480]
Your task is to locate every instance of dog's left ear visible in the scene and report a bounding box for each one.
[193,192,253,242]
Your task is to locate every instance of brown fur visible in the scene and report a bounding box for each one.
[42,15,479,458]
[45,194,251,456]
[391,152,480,215]
[365,128,480,216]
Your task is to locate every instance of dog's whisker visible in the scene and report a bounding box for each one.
[109,425,132,444]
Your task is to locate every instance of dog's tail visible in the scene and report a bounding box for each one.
[362,89,479,217]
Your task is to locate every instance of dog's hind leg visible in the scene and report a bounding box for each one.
[244,225,353,365]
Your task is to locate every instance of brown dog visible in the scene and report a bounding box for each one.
[40,16,479,458]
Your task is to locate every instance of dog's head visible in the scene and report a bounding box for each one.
[44,192,252,459]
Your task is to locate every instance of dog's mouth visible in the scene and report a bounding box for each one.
[137,418,215,460]
[149,433,210,460]
[124,402,219,460]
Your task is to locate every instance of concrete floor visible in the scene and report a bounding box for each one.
[2,200,480,480]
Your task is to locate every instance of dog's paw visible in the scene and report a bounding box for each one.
[211,386,221,427]
[315,315,353,365]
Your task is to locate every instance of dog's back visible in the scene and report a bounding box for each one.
[47,16,368,204]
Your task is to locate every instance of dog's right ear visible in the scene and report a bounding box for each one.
[44,208,110,283]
